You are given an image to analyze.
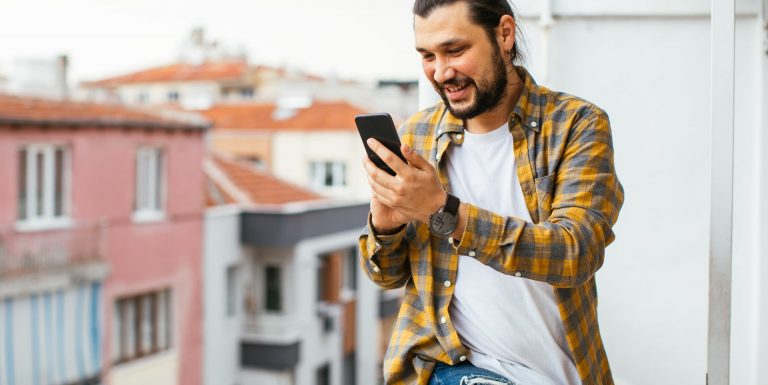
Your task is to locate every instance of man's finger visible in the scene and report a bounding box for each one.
[367,138,408,176]
[401,144,433,172]
[362,156,396,191]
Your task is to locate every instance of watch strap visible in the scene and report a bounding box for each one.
[444,193,460,216]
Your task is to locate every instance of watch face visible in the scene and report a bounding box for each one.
[430,210,457,237]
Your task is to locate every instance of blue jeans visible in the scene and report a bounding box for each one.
[428,362,516,385]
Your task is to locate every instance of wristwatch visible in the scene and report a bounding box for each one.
[428,192,460,238]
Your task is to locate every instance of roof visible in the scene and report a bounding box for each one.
[83,61,250,87]
[201,101,367,131]
[82,62,324,88]
[0,94,209,130]
[205,155,325,207]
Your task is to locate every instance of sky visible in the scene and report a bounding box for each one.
[0,0,423,84]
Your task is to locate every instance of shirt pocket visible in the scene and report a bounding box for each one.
[534,173,556,222]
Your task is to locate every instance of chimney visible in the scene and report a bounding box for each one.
[57,54,69,100]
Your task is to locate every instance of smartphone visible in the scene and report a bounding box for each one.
[355,113,407,176]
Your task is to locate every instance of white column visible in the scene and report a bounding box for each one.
[707,0,736,384]
[756,2,768,384]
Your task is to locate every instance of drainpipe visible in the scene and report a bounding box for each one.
[707,0,735,384]
[756,2,768,384]
[538,0,555,83]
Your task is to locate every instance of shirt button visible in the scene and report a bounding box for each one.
[514,272,522,277]
[448,237,454,244]
[459,355,467,362]
[443,281,451,288]
[531,121,538,128]
[440,316,447,324]
[456,134,463,140]
[373,266,381,273]
[468,250,476,257]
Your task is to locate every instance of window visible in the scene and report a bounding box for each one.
[17,145,69,226]
[343,246,358,293]
[134,147,165,219]
[226,266,238,317]
[265,265,282,312]
[137,91,148,104]
[309,161,346,190]
[167,91,179,103]
[239,87,254,99]
[316,363,330,385]
[113,289,171,364]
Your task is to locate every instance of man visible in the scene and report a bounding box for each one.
[359,1,624,384]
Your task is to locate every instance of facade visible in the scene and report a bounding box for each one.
[204,101,373,200]
[203,155,398,385]
[0,95,208,385]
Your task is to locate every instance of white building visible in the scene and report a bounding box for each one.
[204,101,374,200]
[203,155,397,385]
[417,1,768,384]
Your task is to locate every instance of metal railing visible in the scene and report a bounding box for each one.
[0,222,105,278]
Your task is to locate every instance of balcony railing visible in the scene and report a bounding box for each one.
[0,222,105,278]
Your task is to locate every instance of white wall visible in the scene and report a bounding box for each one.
[417,3,766,384]
[272,131,370,200]
[293,228,378,385]
[203,206,242,385]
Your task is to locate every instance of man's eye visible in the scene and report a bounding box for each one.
[448,48,464,55]
[422,54,435,61]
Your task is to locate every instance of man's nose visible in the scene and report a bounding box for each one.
[433,60,455,85]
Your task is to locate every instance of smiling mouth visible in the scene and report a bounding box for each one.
[445,83,469,93]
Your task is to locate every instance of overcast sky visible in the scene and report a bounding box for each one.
[0,0,423,84]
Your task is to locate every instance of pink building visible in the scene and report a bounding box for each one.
[0,94,207,385]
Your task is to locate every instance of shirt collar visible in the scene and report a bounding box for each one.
[437,66,543,136]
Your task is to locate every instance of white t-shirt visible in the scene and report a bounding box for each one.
[445,123,581,385]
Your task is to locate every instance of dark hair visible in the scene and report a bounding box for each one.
[413,0,524,65]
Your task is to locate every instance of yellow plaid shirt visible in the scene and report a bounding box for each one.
[359,67,624,385]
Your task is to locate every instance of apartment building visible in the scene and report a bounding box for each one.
[0,95,208,385]
[203,101,372,200]
[203,155,398,385]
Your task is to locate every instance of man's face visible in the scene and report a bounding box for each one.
[414,2,509,120]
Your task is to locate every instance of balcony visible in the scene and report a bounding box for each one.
[0,221,107,282]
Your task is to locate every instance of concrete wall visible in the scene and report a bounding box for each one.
[418,2,765,384]
[203,206,242,385]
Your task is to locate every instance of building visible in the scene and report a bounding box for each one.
[203,155,398,385]
[4,55,69,100]
[0,94,208,385]
[204,101,373,200]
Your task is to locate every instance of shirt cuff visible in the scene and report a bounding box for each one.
[361,212,407,257]
[452,203,510,264]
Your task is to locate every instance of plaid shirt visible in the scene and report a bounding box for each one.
[359,67,624,385]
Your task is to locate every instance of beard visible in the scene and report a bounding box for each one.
[436,41,509,120]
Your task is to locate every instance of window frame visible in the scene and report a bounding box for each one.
[113,289,172,365]
[133,146,167,223]
[15,144,72,232]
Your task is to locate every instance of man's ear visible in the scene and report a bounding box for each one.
[497,15,516,51]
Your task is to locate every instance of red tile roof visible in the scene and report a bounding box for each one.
[206,155,325,206]
[83,62,251,87]
[201,101,367,131]
[0,94,209,130]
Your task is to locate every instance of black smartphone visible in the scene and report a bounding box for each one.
[355,113,407,176]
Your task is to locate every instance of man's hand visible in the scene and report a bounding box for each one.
[362,138,446,228]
